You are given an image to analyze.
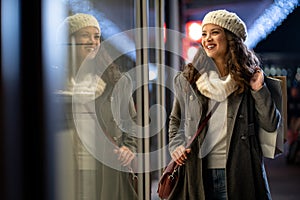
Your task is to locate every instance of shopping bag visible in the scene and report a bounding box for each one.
[259,76,287,159]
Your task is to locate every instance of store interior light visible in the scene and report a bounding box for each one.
[164,23,166,43]
[186,46,198,62]
[186,21,202,42]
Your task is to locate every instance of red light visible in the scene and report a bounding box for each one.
[164,23,166,43]
[185,21,202,42]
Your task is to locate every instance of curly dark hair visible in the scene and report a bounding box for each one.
[224,29,261,94]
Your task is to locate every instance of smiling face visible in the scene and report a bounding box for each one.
[72,26,101,64]
[201,24,228,63]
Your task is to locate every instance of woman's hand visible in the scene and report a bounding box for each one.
[250,67,264,91]
[114,146,136,166]
[171,145,191,166]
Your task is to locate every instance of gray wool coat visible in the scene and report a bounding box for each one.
[167,72,281,200]
[94,73,138,200]
[61,73,138,200]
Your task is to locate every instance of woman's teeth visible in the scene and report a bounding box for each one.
[86,48,95,52]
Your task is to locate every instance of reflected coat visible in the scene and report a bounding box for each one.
[94,73,138,200]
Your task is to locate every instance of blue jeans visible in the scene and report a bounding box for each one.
[204,169,227,200]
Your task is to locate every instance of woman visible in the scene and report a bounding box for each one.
[54,13,105,200]
[168,9,281,200]
[54,13,137,200]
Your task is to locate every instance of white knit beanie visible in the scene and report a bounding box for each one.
[60,13,101,36]
[56,13,101,44]
[202,9,247,41]
[58,13,101,37]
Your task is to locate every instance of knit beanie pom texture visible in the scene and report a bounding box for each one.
[63,13,101,36]
[202,9,247,41]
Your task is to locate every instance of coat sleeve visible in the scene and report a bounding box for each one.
[251,83,281,132]
[121,96,138,153]
[168,73,186,154]
[118,73,138,153]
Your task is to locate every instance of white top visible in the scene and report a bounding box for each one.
[200,99,227,168]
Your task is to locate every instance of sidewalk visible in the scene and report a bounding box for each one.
[265,154,300,200]
[151,153,300,200]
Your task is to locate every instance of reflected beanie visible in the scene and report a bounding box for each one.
[62,13,101,35]
[202,9,247,41]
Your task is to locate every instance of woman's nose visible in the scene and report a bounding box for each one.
[206,34,212,41]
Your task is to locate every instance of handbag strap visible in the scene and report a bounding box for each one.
[167,101,220,171]
[186,101,220,148]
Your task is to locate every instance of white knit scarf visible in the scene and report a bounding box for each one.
[196,70,238,102]
[56,73,106,104]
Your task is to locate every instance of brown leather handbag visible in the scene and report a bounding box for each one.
[157,160,179,199]
[157,102,218,199]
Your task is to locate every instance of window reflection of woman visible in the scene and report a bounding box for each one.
[55,13,105,95]
[55,13,138,200]
[54,13,106,200]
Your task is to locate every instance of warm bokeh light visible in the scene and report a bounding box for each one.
[187,46,198,62]
[186,21,202,42]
